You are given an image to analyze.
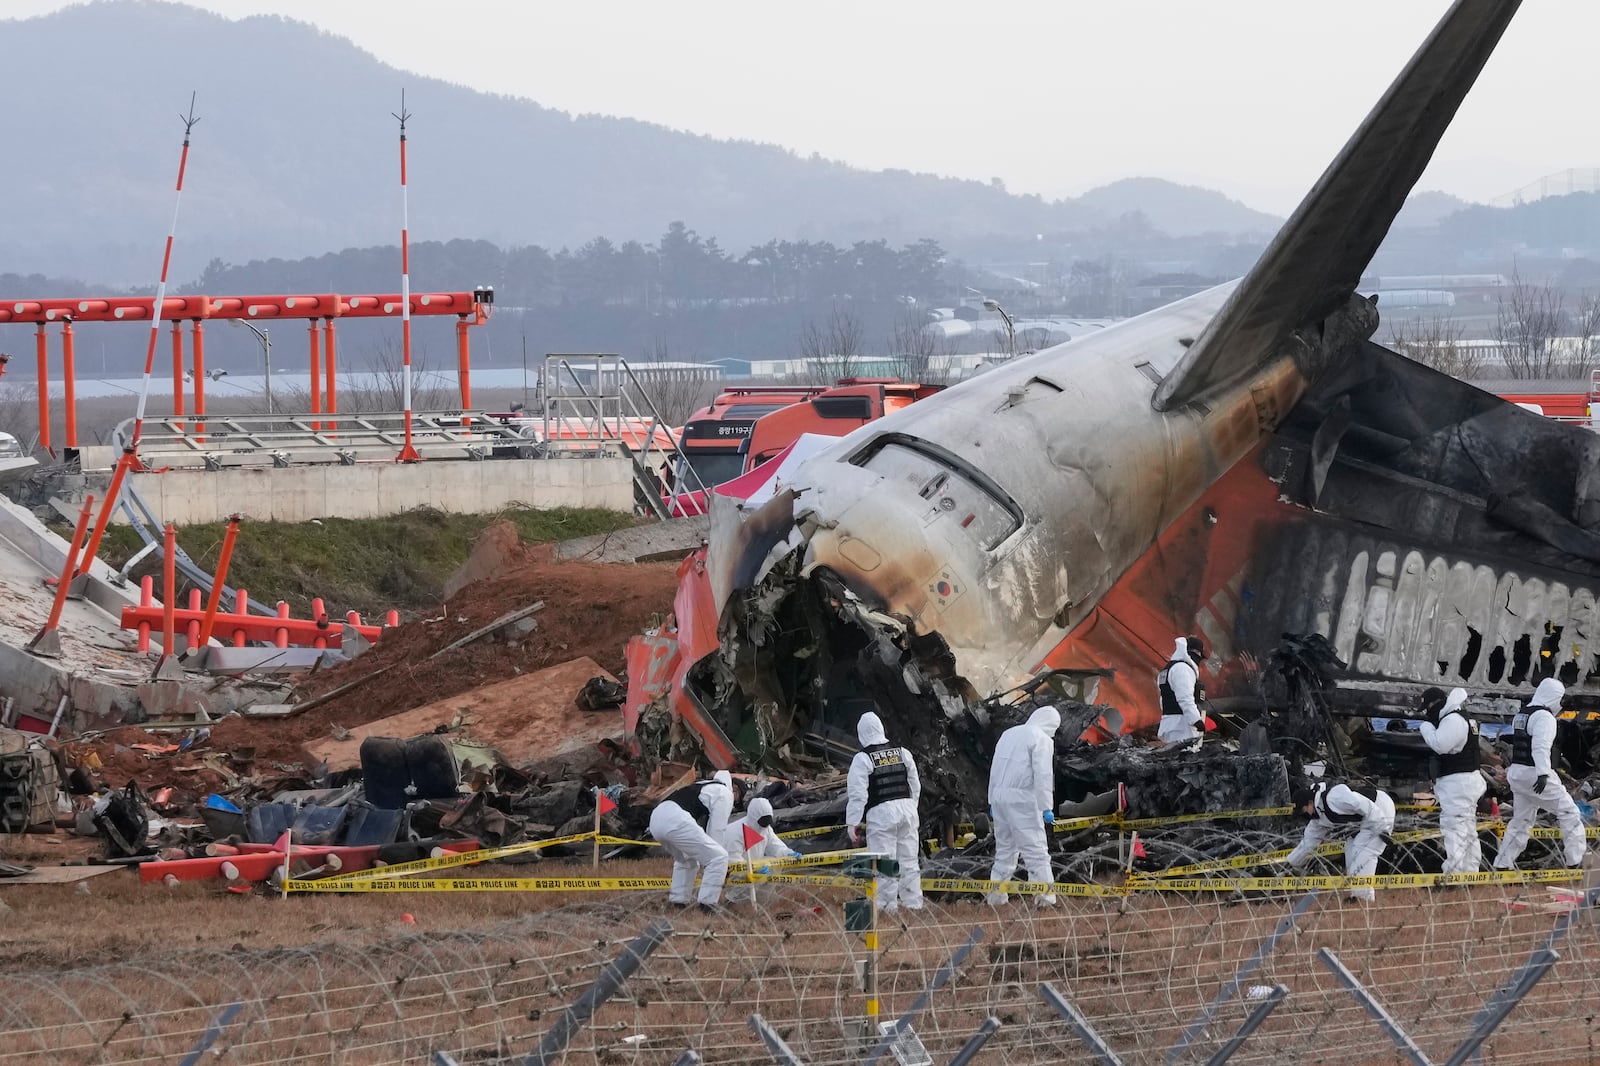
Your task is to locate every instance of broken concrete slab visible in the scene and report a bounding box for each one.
[200,647,347,674]
[303,656,622,773]
[553,514,709,564]
[0,457,39,486]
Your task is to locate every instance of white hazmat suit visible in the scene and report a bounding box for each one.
[1419,687,1487,875]
[845,712,923,911]
[1156,638,1203,744]
[986,705,1061,906]
[648,769,733,906]
[1287,782,1395,902]
[1494,678,1588,870]
[720,796,799,902]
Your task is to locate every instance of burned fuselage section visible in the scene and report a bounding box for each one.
[677,0,1543,815]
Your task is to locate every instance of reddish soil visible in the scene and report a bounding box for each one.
[61,725,236,809]
[203,547,681,769]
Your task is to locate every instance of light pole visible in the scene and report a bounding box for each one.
[227,318,273,413]
[983,299,1016,358]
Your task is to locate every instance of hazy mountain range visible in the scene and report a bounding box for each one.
[1,0,1299,285]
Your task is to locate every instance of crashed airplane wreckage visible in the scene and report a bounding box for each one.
[631,0,1600,816]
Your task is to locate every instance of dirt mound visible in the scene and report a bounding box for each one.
[207,547,681,768]
[63,725,235,800]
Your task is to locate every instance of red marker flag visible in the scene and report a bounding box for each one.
[597,791,618,816]
[743,823,765,851]
[1132,836,1148,859]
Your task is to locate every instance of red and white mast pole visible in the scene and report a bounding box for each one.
[132,94,200,465]
[394,90,420,462]
[77,96,198,577]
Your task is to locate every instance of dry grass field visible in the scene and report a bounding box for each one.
[3,841,1598,1065]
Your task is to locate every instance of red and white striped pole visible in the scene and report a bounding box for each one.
[80,96,198,577]
[394,90,420,462]
[131,94,200,468]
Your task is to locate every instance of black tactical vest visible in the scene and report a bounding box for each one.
[1435,713,1482,777]
[1158,659,1195,717]
[1315,785,1365,825]
[864,743,913,809]
[667,780,715,828]
[1510,707,1552,768]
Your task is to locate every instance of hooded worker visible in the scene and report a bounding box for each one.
[1417,686,1487,875]
[1287,781,1395,902]
[1157,636,1206,745]
[1494,678,1588,870]
[986,705,1061,906]
[648,768,734,910]
[720,796,801,902]
[845,711,924,911]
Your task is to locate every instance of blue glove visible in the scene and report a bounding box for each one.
[757,865,771,875]
[1042,809,1055,825]
[788,851,803,860]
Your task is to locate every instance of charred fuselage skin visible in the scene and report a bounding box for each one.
[721,283,1343,706]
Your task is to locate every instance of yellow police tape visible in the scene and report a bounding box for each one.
[290,875,675,894]
[316,831,599,884]
[1154,826,1445,878]
[284,866,1585,895]
[304,839,861,889]
[1127,869,1583,892]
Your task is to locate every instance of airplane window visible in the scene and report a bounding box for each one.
[853,437,1021,550]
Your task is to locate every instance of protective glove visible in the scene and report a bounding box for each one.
[1535,774,1550,795]
[847,825,861,846]
[788,851,803,860]
[1042,809,1055,825]
[757,865,771,875]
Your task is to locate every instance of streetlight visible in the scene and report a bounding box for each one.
[226,318,273,413]
[983,299,1016,358]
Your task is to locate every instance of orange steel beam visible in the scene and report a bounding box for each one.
[195,514,240,648]
[1,292,482,324]
[61,320,77,448]
[33,323,49,454]
[322,318,337,430]
[28,494,94,657]
[455,315,472,423]
[171,321,185,428]
[192,320,206,438]
[77,448,134,577]
[308,319,321,431]
[160,522,177,658]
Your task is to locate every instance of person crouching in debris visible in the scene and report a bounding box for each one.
[1417,686,1487,875]
[1157,636,1207,746]
[1493,678,1589,871]
[1287,781,1395,902]
[648,769,734,912]
[846,712,925,912]
[986,705,1062,907]
[720,796,800,902]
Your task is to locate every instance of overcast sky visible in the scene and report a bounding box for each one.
[12,0,1594,213]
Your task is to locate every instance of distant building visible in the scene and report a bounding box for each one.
[1128,274,1226,314]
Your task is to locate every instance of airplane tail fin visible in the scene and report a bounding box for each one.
[1153,0,1521,411]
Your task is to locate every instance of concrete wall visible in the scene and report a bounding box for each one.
[124,458,635,524]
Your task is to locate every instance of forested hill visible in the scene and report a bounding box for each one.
[2,1,1280,284]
